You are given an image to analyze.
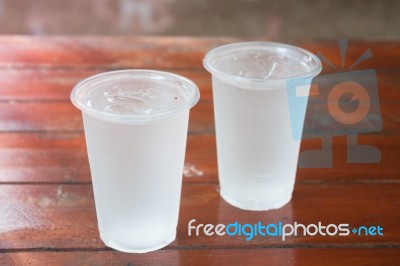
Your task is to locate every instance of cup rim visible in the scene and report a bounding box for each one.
[203,41,322,88]
[70,69,200,124]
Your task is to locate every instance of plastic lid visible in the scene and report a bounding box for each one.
[203,42,322,89]
[70,70,200,124]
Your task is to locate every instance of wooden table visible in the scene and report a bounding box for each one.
[0,37,399,265]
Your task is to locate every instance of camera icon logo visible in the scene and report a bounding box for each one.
[328,81,370,125]
[286,39,382,168]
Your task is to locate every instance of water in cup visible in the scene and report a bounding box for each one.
[71,70,199,253]
[204,42,321,211]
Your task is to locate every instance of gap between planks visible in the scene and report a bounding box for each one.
[0,243,399,254]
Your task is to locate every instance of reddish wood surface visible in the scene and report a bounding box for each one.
[0,68,399,102]
[0,183,398,249]
[0,37,399,69]
[0,249,399,266]
[0,101,398,134]
[0,37,399,265]
[0,69,213,101]
[0,133,399,183]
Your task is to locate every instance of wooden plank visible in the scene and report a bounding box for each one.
[0,184,98,249]
[179,183,400,246]
[0,68,399,103]
[0,37,398,69]
[0,36,234,69]
[0,183,398,249]
[0,101,214,133]
[0,132,90,183]
[0,101,398,134]
[186,134,400,182]
[0,249,399,265]
[0,69,97,101]
[0,102,83,132]
[300,41,400,70]
[0,69,213,101]
[0,133,398,183]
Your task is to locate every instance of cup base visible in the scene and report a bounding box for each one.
[220,189,292,211]
[100,231,176,253]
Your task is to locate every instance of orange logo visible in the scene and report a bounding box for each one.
[327,81,370,125]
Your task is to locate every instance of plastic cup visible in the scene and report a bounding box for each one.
[70,70,200,253]
[203,42,321,211]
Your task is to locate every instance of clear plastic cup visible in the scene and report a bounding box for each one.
[204,42,321,211]
[71,70,200,253]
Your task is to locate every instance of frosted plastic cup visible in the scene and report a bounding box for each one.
[70,70,200,253]
[203,42,321,211]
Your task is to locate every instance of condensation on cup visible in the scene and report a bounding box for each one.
[204,42,322,211]
[71,70,200,253]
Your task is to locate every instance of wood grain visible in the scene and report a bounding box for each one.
[0,101,398,134]
[0,68,398,102]
[0,37,398,69]
[0,249,399,266]
[0,101,215,133]
[0,183,398,250]
[0,133,398,183]
[0,69,213,101]
[0,37,398,264]
[0,133,89,183]
[0,36,233,69]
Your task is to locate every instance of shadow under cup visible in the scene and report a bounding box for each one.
[70,70,199,253]
[203,42,322,211]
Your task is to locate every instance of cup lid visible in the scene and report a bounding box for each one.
[203,42,322,89]
[70,70,200,124]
